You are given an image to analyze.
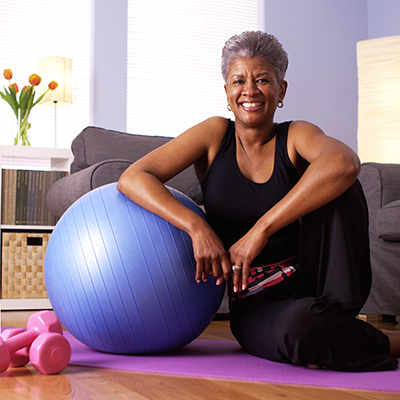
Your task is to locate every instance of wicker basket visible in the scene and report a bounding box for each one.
[1,231,50,299]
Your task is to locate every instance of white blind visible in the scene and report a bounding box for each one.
[0,0,92,149]
[127,0,260,137]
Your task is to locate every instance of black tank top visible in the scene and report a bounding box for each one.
[201,119,300,266]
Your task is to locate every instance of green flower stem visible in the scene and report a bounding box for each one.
[14,108,31,146]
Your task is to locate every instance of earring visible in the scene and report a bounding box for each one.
[227,104,232,111]
[277,100,284,108]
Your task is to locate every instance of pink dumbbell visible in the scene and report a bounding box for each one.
[0,328,30,368]
[29,332,71,375]
[0,311,70,374]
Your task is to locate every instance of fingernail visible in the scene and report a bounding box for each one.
[234,286,238,293]
[242,285,246,291]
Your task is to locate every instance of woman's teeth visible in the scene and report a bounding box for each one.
[241,102,262,108]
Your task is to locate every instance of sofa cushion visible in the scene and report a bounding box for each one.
[376,199,400,241]
[71,126,173,174]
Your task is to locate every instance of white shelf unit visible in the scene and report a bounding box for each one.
[0,145,73,311]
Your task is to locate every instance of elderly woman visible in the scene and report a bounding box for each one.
[118,31,399,371]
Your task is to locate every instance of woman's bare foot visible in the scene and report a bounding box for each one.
[307,363,326,369]
[381,329,400,357]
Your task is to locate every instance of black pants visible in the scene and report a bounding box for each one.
[230,180,398,371]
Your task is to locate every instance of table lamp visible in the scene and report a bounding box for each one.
[38,57,73,147]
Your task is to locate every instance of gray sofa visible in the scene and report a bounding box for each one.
[46,126,203,219]
[359,163,400,320]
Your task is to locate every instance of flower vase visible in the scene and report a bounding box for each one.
[14,108,32,146]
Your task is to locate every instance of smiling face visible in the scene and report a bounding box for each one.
[224,56,287,129]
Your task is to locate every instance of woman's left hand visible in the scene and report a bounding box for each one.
[228,226,269,293]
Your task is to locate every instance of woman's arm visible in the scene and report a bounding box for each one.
[229,121,360,292]
[117,117,232,284]
[264,121,360,233]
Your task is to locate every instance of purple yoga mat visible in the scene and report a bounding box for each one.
[64,332,400,392]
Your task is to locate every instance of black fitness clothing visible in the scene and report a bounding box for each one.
[202,120,300,266]
[201,119,398,371]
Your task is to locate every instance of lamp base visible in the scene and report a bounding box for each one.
[54,100,58,148]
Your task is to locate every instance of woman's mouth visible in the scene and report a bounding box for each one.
[240,102,263,110]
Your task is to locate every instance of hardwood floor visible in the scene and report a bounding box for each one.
[1,311,400,400]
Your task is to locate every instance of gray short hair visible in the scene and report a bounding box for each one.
[221,31,288,84]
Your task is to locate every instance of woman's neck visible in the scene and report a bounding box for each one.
[235,120,278,149]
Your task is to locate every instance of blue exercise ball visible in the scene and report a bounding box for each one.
[44,182,225,354]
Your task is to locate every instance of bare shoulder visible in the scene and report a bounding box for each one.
[288,120,352,151]
[287,120,358,167]
[173,116,229,160]
[203,115,230,128]
[179,116,229,145]
[288,120,325,139]
[176,116,229,181]
[201,116,229,151]
[134,116,229,182]
[286,121,325,167]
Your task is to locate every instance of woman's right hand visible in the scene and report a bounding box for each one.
[190,222,232,286]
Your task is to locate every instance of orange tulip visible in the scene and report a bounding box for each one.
[29,74,41,86]
[9,83,19,93]
[3,69,12,80]
[48,80,58,90]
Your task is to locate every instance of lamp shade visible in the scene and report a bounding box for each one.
[357,35,400,163]
[38,56,73,106]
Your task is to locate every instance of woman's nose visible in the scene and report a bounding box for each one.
[243,80,258,95]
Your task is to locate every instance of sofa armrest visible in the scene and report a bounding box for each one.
[47,159,133,219]
[360,163,400,207]
[377,199,400,241]
[359,162,400,232]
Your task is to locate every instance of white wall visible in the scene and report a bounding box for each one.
[262,0,368,151]
[368,0,400,39]
[92,0,128,132]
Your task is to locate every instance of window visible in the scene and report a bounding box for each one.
[127,0,260,137]
[0,0,92,149]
